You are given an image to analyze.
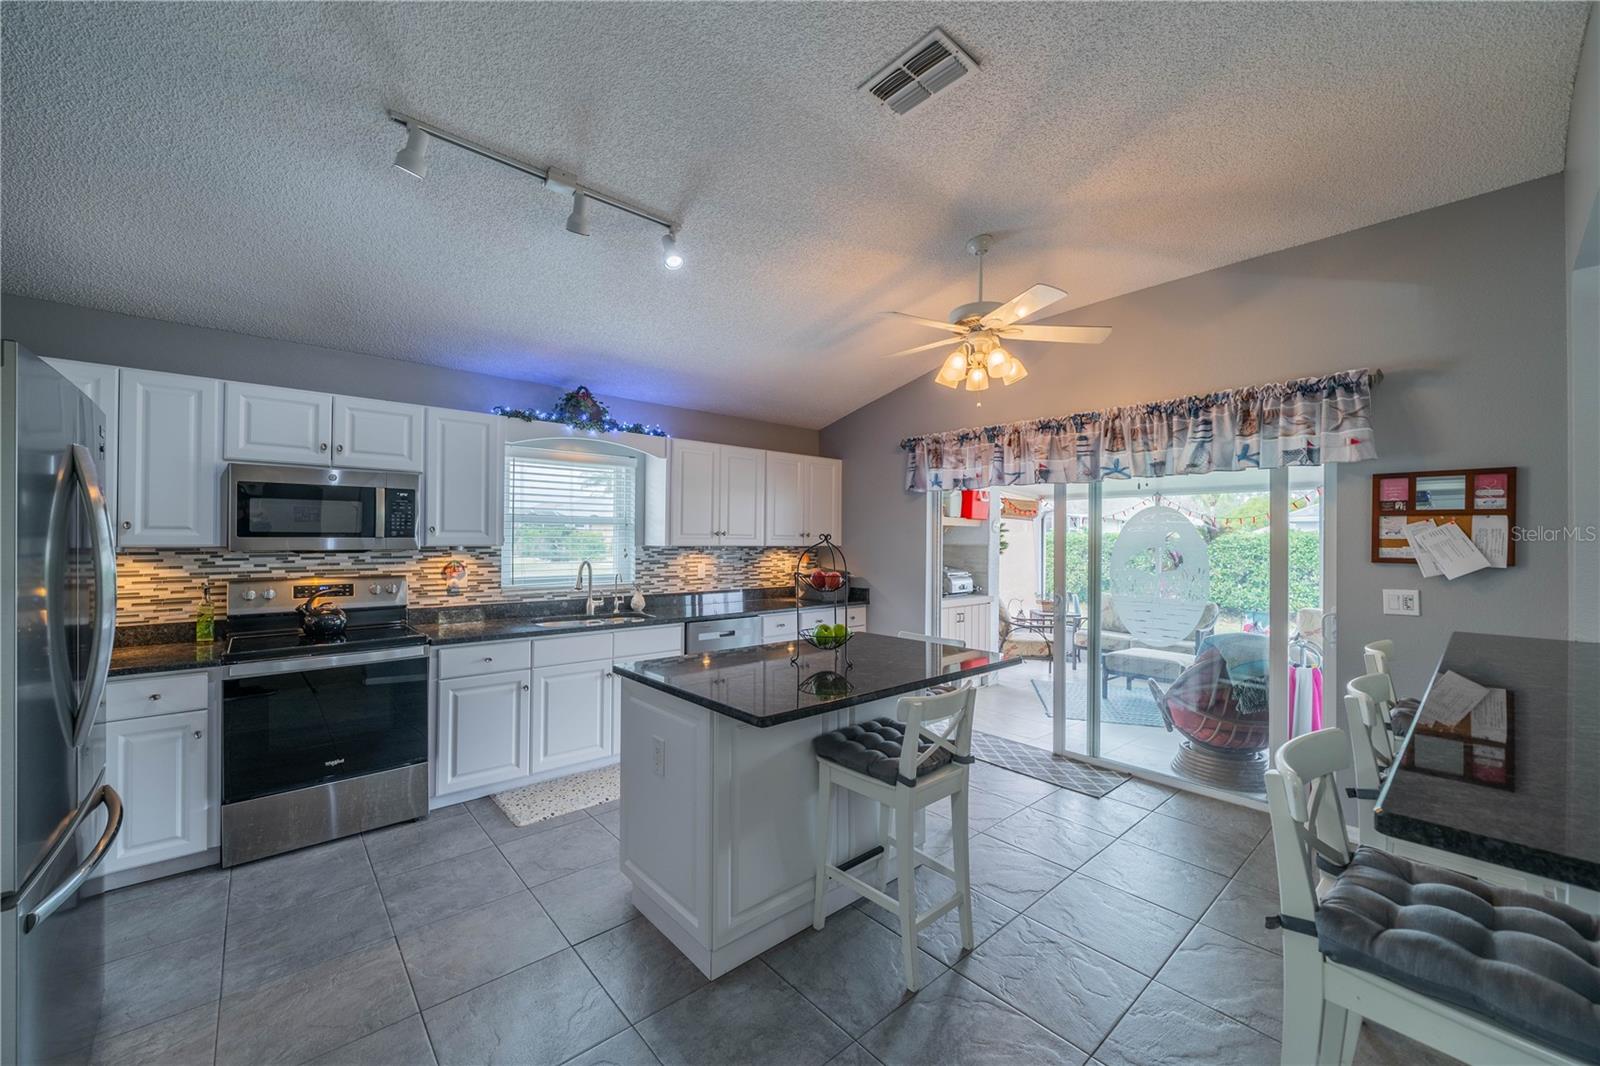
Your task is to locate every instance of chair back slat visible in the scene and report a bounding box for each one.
[895,687,975,786]
[1272,727,1354,865]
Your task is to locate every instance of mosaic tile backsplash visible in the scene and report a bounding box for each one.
[114,545,805,625]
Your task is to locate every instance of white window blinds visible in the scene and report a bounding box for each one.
[503,448,637,589]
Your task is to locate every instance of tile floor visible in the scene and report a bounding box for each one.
[64,772,1462,1066]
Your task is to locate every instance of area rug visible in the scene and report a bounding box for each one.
[1030,677,1167,728]
[969,731,1129,798]
[492,765,620,828]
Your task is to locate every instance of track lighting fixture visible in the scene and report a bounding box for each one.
[393,124,430,179]
[661,231,683,270]
[566,191,591,237]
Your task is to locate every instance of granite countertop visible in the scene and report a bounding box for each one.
[1375,632,1600,890]
[612,632,1020,727]
[110,640,227,676]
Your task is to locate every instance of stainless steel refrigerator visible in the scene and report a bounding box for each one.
[1,341,122,1065]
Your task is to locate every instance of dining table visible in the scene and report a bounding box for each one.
[1374,631,1599,899]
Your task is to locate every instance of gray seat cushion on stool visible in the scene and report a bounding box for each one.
[813,717,956,787]
[1316,847,1600,1061]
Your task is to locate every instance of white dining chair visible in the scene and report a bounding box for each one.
[1362,639,1421,717]
[1344,673,1399,852]
[810,686,977,991]
[1268,729,1595,1066]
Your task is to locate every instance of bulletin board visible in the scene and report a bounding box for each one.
[1369,467,1516,566]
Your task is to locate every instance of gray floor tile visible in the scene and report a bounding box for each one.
[1232,839,1281,894]
[855,866,1019,967]
[1076,840,1228,919]
[1029,789,1149,836]
[310,1015,436,1065]
[364,806,493,876]
[423,948,628,1066]
[764,907,946,1037]
[227,837,375,924]
[1118,810,1262,877]
[95,929,223,1040]
[920,810,957,854]
[1096,982,1279,1066]
[79,1001,217,1066]
[968,762,1061,805]
[936,834,1070,911]
[860,970,1087,1066]
[1352,1022,1466,1066]
[216,940,418,1066]
[77,868,230,966]
[1024,874,1193,976]
[1200,878,1282,955]
[500,818,620,887]
[956,914,1147,1052]
[398,890,568,1009]
[377,845,525,935]
[466,795,597,845]
[635,960,850,1066]
[823,1044,883,1066]
[1155,792,1271,840]
[1155,924,1282,1039]
[1104,778,1179,811]
[222,879,393,994]
[531,861,639,943]
[561,1027,661,1066]
[593,806,623,838]
[925,788,1026,833]
[982,806,1118,870]
[575,917,710,1023]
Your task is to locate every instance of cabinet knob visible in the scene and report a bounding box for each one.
[193,729,203,740]
[428,526,436,534]
[121,520,131,530]
[522,683,530,691]
[148,693,161,701]
[482,656,494,663]
[320,442,329,452]
[335,444,344,453]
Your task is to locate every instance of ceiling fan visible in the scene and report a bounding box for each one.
[886,234,1111,390]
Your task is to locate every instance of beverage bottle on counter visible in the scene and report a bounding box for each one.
[196,581,216,644]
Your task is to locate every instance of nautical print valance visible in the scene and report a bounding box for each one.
[902,369,1378,493]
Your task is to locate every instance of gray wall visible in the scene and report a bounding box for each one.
[1567,4,1600,641]
[0,294,820,454]
[820,176,1571,704]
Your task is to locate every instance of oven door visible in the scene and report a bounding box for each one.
[222,647,429,806]
[228,463,400,552]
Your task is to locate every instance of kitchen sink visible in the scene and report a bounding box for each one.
[531,613,654,630]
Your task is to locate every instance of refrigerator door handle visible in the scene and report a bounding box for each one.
[45,444,117,748]
[22,783,122,934]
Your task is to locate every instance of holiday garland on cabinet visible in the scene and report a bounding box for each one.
[493,386,667,437]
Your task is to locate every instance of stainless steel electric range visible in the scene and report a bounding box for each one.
[220,576,429,866]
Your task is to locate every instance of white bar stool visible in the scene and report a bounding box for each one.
[810,686,977,991]
[1362,639,1421,720]
[1345,673,1400,851]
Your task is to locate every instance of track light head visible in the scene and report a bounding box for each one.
[661,231,683,270]
[393,124,430,179]
[566,190,591,236]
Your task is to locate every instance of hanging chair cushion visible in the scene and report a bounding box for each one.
[813,717,956,787]
[1316,847,1600,1061]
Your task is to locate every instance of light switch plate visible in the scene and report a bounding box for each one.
[1383,588,1420,616]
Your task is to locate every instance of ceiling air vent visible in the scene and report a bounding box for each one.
[860,29,977,115]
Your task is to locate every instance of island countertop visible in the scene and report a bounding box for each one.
[612,632,1020,727]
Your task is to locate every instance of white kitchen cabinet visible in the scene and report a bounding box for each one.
[764,453,841,547]
[669,440,766,547]
[803,457,842,544]
[941,598,993,652]
[100,709,209,875]
[332,395,424,472]
[532,660,611,773]
[117,369,223,547]
[436,669,532,795]
[423,407,503,547]
[223,381,334,465]
[718,446,766,545]
[43,358,119,533]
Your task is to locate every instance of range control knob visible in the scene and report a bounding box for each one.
[369,583,381,594]
[262,589,277,600]
[243,590,257,601]
[384,583,399,595]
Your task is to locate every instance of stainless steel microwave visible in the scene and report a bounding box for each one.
[227,463,420,552]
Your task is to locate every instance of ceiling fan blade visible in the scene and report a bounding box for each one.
[886,337,962,358]
[1002,324,1112,344]
[884,311,967,334]
[980,284,1068,328]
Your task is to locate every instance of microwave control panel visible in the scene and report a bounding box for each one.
[385,488,417,538]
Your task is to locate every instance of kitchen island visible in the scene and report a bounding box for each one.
[612,632,1018,978]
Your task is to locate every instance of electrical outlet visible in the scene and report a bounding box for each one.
[652,736,666,777]
[1382,589,1420,616]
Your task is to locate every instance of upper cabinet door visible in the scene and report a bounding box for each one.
[669,440,721,546]
[803,457,842,545]
[332,396,424,472]
[423,408,503,547]
[764,452,807,546]
[223,382,333,465]
[118,370,222,547]
[43,358,119,532]
[717,446,766,546]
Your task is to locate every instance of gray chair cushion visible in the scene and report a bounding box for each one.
[813,717,956,787]
[1316,847,1600,1061]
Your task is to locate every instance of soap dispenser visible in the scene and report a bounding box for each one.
[195,581,216,644]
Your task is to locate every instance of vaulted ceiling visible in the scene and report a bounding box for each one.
[1,2,1587,427]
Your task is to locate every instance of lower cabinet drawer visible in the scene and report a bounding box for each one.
[797,608,835,631]
[612,624,683,660]
[761,613,798,640]
[843,606,867,629]
[106,672,209,722]
[437,640,533,679]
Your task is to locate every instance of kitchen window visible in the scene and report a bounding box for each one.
[503,445,638,589]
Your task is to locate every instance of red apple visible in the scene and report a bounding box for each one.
[825,571,843,591]
[810,568,828,588]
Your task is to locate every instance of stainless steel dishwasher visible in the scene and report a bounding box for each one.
[684,615,764,652]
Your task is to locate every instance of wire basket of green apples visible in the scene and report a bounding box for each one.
[801,622,853,650]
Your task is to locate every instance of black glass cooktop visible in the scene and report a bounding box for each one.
[224,621,428,664]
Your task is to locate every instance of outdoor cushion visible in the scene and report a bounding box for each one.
[1316,847,1600,1061]
[1102,648,1195,680]
[813,717,955,786]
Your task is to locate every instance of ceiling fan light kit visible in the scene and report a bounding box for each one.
[885,233,1111,391]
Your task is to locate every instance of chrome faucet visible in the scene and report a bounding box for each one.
[575,561,599,616]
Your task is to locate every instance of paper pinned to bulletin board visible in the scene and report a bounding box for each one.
[1371,467,1516,569]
